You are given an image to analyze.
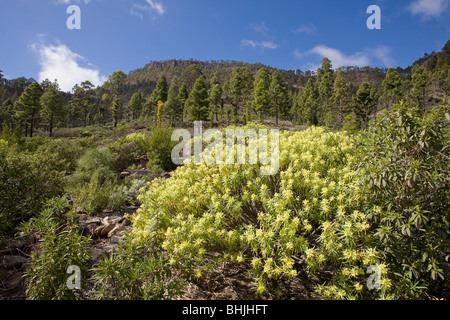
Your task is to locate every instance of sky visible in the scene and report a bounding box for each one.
[0,0,449,92]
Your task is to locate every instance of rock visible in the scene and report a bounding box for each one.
[139,155,149,168]
[100,223,117,237]
[7,272,24,289]
[122,218,132,226]
[120,171,130,179]
[83,217,103,225]
[107,225,125,238]
[4,238,27,250]
[93,225,105,237]
[121,206,139,215]
[159,172,172,179]
[88,248,105,264]
[102,216,111,225]
[109,216,125,225]
[82,224,99,236]
[102,244,118,253]
[0,255,28,269]
[110,235,123,245]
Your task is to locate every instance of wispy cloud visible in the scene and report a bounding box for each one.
[409,0,450,19]
[294,45,395,70]
[31,39,107,92]
[291,23,316,35]
[248,21,269,34]
[130,0,165,19]
[372,46,395,67]
[241,39,278,50]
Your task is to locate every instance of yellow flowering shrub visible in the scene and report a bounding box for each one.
[130,125,390,299]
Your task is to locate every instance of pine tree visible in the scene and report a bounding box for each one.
[296,78,318,125]
[127,91,145,120]
[111,97,120,128]
[252,67,270,120]
[181,64,203,91]
[316,57,335,125]
[14,82,43,137]
[410,64,430,109]
[224,67,253,117]
[333,69,348,123]
[156,101,164,127]
[382,67,402,107]
[104,70,126,127]
[268,70,289,125]
[208,72,222,121]
[145,73,168,117]
[40,82,64,137]
[177,82,189,122]
[71,81,94,127]
[165,76,182,125]
[185,76,209,121]
[352,82,379,129]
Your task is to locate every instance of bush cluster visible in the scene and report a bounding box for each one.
[131,104,449,299]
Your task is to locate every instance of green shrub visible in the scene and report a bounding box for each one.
[147,126,177,172]
[125,132,151,154]
[36,137,96,172]
[0,141,67,234]
[90,239,185,300]
[23,199,91,300]
[80,131,92,138]
[122,178,148,206]
[342,113,360,134]
[359,102,450,298]
[71,169,125,215]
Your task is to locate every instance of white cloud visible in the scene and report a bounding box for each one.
[249,22,269,34]
[310,45,370,68]
[294,45,395,70]
[409,0,449,18]
[130,0,165,19]
[291,23,316,35]
[32,42,107,92]
[372,46,395,67]
[241,39,278,50]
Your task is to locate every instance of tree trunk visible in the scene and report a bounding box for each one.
[275,105,279,126]
[49,115,53,138]
[30,114,34,138]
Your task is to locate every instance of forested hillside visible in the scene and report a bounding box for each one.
[1,40,449,136]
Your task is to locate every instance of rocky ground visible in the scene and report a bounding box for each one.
[0,164,320,300]
[0,206,137,300]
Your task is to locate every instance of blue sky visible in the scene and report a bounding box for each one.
[0,0,449,91]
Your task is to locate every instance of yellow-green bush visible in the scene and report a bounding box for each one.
[130,126,389,299]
